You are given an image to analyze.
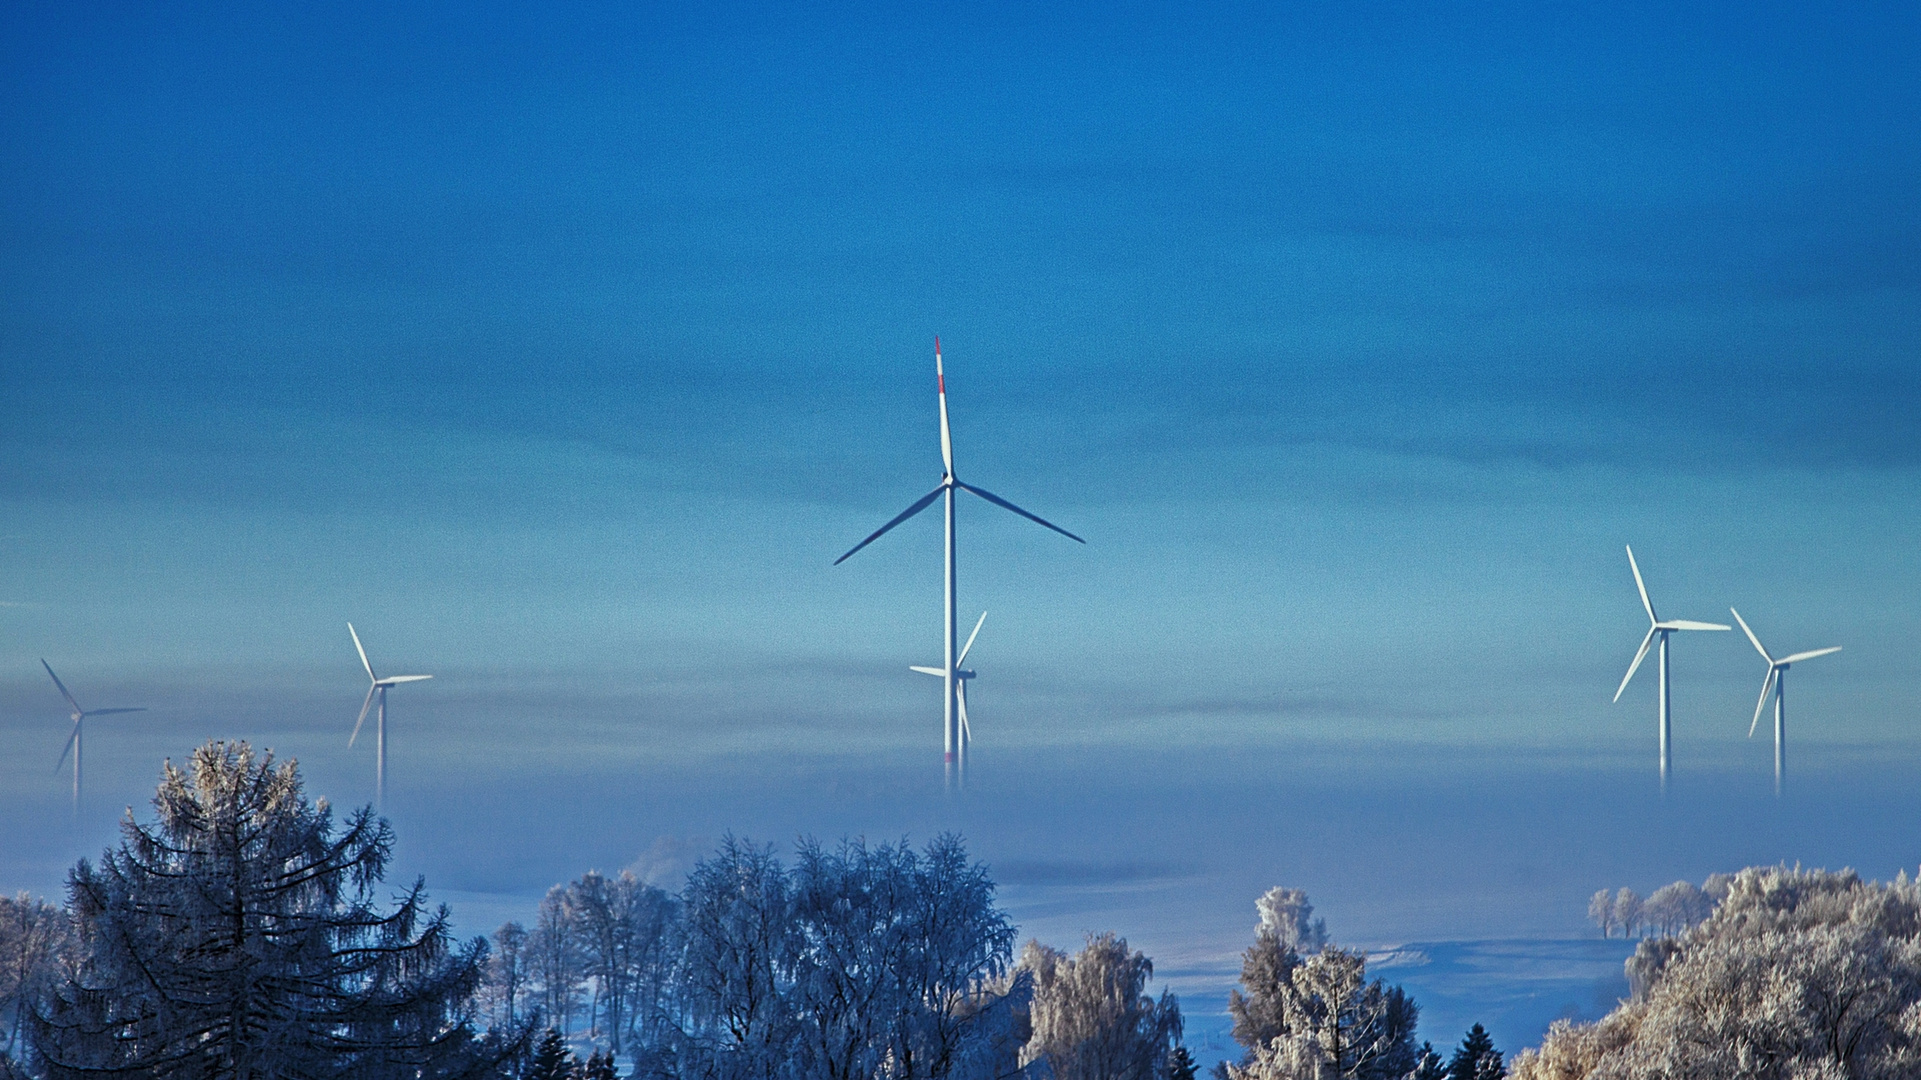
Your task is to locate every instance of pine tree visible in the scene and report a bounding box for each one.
[525,1028,577,1080]
[1446,1024,1504,1080]
[1165,1044,1199,1080]
[1412,1041,1447,1080]
[31,740,513,1079]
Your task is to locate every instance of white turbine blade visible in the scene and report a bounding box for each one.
[348,623,377,682]
[957,611,987,666]
[54,719,80,772]
[1614,626,1658,702]
[1748,668,1778,738]
[1730,608,1773,663]
[1625,545,1657,624]
[82,707,146,716]
[957,679,971,745]
[910,666,946,677]
[349,685,377,747]
[1658,620,1731,631]
[1781,646,1841,665]
[41,660,83,714]
[956,482,1085,544]
[936,337,954,478]
[835,484,946,565]
[377,675,433,685]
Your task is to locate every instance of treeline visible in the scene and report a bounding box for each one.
[0,742,1213,1080]
[1584,878,1724,939]
[0,739,1524,1080]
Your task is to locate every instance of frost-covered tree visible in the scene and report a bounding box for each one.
[1017,933,1181,1080]
[1640,881,1711,937]
[565,869,676,1058]
[668,836,799,1080]
[0,893,69,1064]
[1511,865,1921,1080]
[532,885,587,1039]
[1227,948,1418,1080]
[1586,891,1616,939]
[1226,889,1417,1080]
[1257,889,1328,955]
[790,835,1017,1080]
[658,833,1019,1080]
[1231,890,1316,1052]
[30,740,510,1079]
[485,921,530,1030]
[1609,890,1642,940]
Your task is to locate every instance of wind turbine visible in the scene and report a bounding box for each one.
[1730,608,1840,796]
[1612,545,1729,793]
[347,623,432,807]
[913,611,987,780]
[42,660,146,815]
[836,338,1082,787]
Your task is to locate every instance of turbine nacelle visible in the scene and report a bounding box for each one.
[346,623,433,755]
[1613,545,1730,703]
[1730,607,1840,738]
[41,660,146,807]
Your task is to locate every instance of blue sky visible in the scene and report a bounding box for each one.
[4,0,1920,1058]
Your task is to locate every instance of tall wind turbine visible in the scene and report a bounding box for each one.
[1730,608,1840,796]
[42,660,146,815]
[348,623,432,807]
[1612,545,1729,793]
[913,611,987,780]
[837,338,1083,786]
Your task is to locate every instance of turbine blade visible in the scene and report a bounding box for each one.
[1748,668,1778,738]
[377,675,433,685]
[1625,545,1657,624]
[909,666,946,676]
[956,482,1085,544]
[348,623,377,682]
[350,685,377,747]
[1730,608,1772,663]
[82,708,146,716]
[1658,620,1731,631]
[957,679,971,745]
[1614,626,1657,702]
[54,719,80,772]
[41,660,82,714]
[834,484,945,565]
[1781,646,1841,665]
[936,337,954,478]
[957,611,987,666]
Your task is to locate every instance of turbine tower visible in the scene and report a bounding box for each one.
[42,660,146,815]
[837,338,1082,787]
[1730,608,1840,796]
[912,611,987,781]
[1611,545,1729,794]
[348,623,432,807]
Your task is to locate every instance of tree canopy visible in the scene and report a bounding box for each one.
[31,741,510,1080]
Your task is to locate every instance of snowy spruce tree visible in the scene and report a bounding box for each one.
[31,740,515,1079]
[1445,1024,1503,1080]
